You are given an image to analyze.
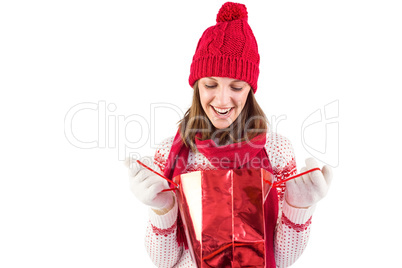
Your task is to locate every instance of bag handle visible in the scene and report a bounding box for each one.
[271,167,321,188]
[136,160,179,192]
[137,160,320,191]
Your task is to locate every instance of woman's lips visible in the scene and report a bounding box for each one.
[211,105,234,118]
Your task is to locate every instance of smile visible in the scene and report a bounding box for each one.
[211,106,233,116]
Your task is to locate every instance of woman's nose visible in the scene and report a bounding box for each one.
[215,86,231,105]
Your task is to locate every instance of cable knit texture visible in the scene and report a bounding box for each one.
[188,2,260,92]
[146,132,315,268]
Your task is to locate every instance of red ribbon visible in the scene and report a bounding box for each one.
[271,167,321,188]
[136,160,179,191]
[137,160,321,190]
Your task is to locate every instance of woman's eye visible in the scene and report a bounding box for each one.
[231,87,242,91]
[205,84,217,88]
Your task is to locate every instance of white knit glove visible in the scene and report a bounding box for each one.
[125,156,174,212]
[285,158,333,209]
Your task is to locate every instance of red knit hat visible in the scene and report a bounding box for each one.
[189,2,260,93]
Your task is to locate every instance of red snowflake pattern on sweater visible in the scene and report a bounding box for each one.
[146,221,184,267]
[145,132,314,268]
[281,214,312,233]
[275,213,312,266]
[153,137,174,173]
[151,220,177,237]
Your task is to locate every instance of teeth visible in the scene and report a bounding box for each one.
[213,106,232,114]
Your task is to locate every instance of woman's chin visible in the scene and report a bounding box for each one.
[211,119,234,129]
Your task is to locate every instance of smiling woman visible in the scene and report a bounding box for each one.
[199,77,250,129]
[179,77,268,151]
[125,2,333,268]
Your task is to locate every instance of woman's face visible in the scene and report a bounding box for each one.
[198,77,251,129]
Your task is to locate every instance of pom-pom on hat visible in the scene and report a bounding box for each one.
[189,2,260,93]
[216,2,248,22]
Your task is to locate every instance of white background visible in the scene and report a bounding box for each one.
[1,0,401,267]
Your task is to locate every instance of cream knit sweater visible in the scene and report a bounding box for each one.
[144,132,315,268]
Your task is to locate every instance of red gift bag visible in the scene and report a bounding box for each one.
[173,168,273,268]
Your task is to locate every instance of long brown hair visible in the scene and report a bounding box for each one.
[178,80,268,152]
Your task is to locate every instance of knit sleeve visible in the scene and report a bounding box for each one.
[144,137,196,267]
[144,137,181,267]
[265,132,316,268]
[153,136,175,174]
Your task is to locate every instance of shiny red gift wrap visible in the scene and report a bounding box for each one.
[173,168,273,268]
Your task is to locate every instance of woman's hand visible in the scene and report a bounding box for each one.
[285,158,333,209]
[125,156,174,213]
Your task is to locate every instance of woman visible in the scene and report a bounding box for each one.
[127,2,332,267]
